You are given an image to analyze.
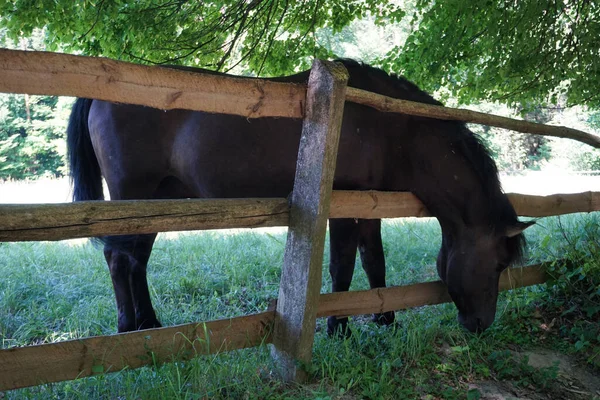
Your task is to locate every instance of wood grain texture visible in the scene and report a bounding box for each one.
[329,190,600,219]
[0,49,305,118]
[346,87,600,149]
[507,191,600,217]
[0,198,289,242]
[0,264,547,391]
[270,60,349,382]
[329,191,431,219]
[1,192,599,242]
[0,311,274,392]
[1,49,597,146]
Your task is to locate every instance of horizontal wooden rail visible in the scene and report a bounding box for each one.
[0,311,274,391]
[329,191,429,218]
[0,49,598,147]
[0,198,290,241]
[0,49,305,118]
[346,87,600,149]
[0,263,547,391]
[317,263,547,317]
[1,191,599,242]
[507,191,600,217]
[329,190,600,219]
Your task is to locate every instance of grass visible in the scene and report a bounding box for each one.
[1,213,599,399]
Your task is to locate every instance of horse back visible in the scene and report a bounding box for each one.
[87,98,402,201]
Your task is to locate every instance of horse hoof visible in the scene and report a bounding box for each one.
[327,316,352,339]
[372,311,395,326]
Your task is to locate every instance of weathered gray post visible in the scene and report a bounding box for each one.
[270,59,349,381]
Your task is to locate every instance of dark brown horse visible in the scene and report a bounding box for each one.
[67,59,532,335]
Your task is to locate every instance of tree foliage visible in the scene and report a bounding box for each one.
[0,0,596,109]
[0,28,71,180]
[392,0,600,110]
[0,0,405,76]
[0,1,598,179]
[0,93,69,179]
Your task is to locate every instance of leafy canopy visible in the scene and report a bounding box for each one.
[0,28,71,180]
[0,0,598,109]
[0,93,69,180]
[392,0,599,109]
[0,0,405,76]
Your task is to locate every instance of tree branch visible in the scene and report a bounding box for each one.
[346,87,600,149]
[257,0,288,75]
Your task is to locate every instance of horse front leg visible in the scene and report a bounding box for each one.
[104,234,161,332]
[327,218,359,337]
[358,219,395,326]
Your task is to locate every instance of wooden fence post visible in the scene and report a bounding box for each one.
[270,60,349,382]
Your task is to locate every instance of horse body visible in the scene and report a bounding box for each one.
[68,60,531,334]
[89,103,398,199]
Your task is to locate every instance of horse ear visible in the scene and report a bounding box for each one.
[505,220,535,238]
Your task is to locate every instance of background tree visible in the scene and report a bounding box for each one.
[392,0,599,110]
[0,28,71,180]
[1,0,596,109]
[0,0,406,75]
[472,104,553,172]
[0,0,598,178]
[0,94,70,179]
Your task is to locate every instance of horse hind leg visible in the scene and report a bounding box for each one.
[102,174,175,332]
[327,218,360,337]
[104,233,161,332]
[104,243,136,332]
[358,219,395,326]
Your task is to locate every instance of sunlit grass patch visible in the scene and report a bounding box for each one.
[1,180,599,398]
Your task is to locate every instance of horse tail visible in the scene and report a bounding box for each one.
[66,98,104,202]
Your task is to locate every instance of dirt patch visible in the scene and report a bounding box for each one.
[519,350,600,395]
[470,349,600,399]
[469,380,530,400]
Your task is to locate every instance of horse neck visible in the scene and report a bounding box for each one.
[410,164,511,238]
[397,119,514,236]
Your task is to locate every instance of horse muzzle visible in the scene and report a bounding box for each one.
[458,311,494,333]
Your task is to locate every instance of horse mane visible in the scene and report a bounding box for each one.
[168,58,526,264]
[338,59,526,264]
[337,58,442,106]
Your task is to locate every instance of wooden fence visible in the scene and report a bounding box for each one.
[1,49,599,391]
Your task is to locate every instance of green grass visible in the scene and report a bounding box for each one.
[1,214,599,399]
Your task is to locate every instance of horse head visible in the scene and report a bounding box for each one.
[436,221,534,332]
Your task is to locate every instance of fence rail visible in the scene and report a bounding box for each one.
[0,311,273,391]
[0,49,597,392]
[0,49,305,118]
[0,49,598,147]
[346,88,600,148]
[0,263,547,391]
[1,191,599,242]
